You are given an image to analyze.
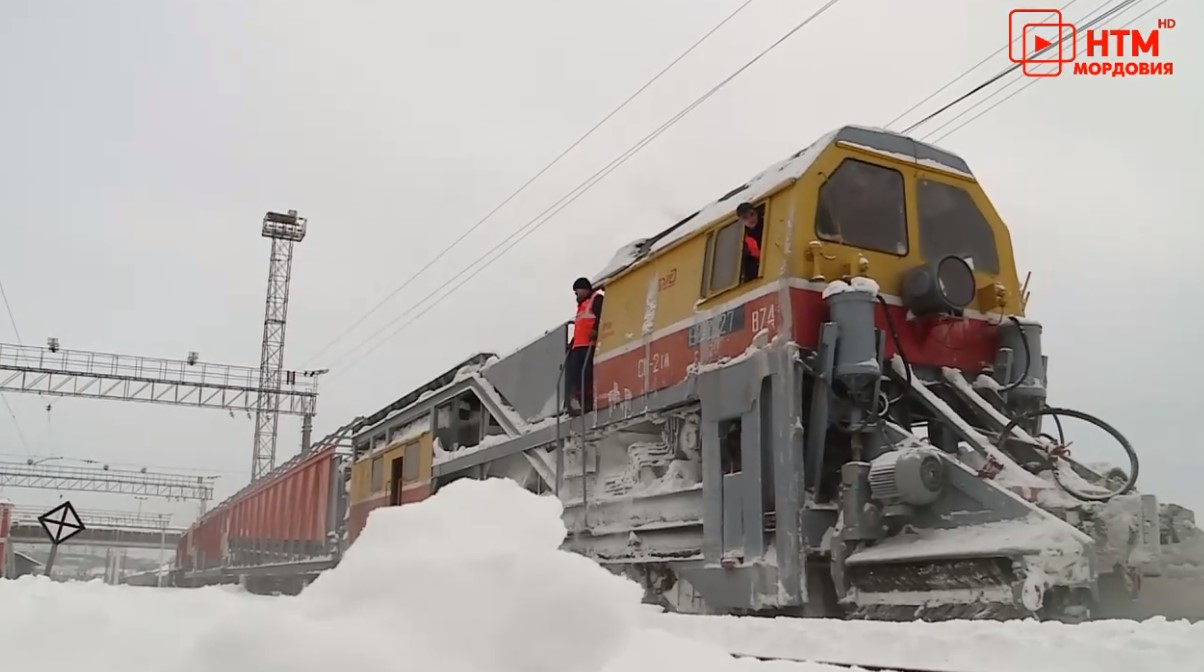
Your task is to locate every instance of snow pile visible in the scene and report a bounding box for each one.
[0,479,828,672]
[3,479,1201,672]
[649,611,1204,672]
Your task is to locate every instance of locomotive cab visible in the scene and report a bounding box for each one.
[590,126,1026,408]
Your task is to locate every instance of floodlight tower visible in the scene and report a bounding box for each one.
[251,209,307,481]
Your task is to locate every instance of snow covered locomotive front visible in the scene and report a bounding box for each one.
[176,125,1187,621]
[443,124,1161,621]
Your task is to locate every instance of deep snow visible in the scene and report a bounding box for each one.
[1,478,1201,672]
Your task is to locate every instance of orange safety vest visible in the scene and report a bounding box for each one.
[744,234,761,260]
[571,290,604,349]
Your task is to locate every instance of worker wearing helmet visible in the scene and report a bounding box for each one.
[566,277,604,415]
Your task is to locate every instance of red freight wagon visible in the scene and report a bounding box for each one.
[175,441,347,588]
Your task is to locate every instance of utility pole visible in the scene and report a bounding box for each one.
[252,209,308,481]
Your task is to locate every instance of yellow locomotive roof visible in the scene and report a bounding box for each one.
[593,125,975,285]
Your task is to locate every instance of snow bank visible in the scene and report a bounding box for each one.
[0,479,828,672]
[3,479,1200,672]
[648,611,1204,672]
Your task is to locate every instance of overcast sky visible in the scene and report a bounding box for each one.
[0,0,1200,530]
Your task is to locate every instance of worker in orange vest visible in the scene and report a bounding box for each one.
[566,277,604,415]
[737,202,763,283]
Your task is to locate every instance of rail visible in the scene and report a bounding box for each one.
[732,652,959,671]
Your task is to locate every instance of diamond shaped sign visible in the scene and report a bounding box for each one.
[37,500,85,545]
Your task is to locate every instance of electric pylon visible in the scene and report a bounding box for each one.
[252,209,307,481]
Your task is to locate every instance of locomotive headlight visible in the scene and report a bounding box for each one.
[901,255,977,317]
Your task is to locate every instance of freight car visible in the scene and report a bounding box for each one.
[173,421,357,593]
[176,124,1191,619]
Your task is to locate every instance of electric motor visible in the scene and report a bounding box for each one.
[868,446,947,507]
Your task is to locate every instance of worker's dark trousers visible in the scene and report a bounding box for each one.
[564,345,595,412]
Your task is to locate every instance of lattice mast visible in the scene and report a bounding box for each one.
[252,210,307,481]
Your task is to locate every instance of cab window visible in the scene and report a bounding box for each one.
[370,456,383,492]
[701,202,766,298]
[815,159,908,255]
[402,445,422,483]
[916,179,1000,273]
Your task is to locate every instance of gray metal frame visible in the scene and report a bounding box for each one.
[252,210,308,481]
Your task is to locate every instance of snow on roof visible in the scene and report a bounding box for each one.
[592,237,651,285]
[594,124,974,285]
[647,129,836,257]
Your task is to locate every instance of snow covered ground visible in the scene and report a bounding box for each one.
[1,478,1201,672]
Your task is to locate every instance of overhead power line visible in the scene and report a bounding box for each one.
[884,0,1083,131]
[928,0,1171,145]
[0,273,32,452]
[299,0,761,369]
[0,276,20,345]
[0,394,31,453]
[321,0,850,378]
[916,0,1129,142]
[899,0,1140,135]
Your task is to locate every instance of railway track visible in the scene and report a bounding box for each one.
[732,652,959,672]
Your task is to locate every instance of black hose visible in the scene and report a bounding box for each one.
[998,407,1139,502]
[997,315,1032,393]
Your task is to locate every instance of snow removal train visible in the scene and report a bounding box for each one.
[175,125,1189,621]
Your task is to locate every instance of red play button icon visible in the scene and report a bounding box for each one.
[1033,34,1052,53]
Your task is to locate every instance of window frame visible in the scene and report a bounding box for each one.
[402,443,422,483]
[700,200,769,300]
[914,176,1001,274]
[369,456,383,493]
[814,158,910,257]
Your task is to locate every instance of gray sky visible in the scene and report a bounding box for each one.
[0,0,1200,529]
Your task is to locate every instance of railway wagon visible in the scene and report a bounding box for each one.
[174,440,347,593]
[346,428,434,543]
[175,125,1195,621]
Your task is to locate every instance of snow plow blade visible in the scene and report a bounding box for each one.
[840,513,1095,620]
[829,440,1097,622]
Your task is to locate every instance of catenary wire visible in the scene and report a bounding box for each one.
[0,276,21,346]
[899,0,1141,135]
[298,0,760,368]
[883,0,1083,131]
[918,0,1145,141]
[0,395,31,453]
[330,0,1144,378]
[0,273,32,452]
[321,0,850,378]
[928,0,1169,145]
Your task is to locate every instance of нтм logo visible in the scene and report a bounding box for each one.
[1009,9,1175,78]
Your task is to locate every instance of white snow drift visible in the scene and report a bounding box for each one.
[1,478,1201,672]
